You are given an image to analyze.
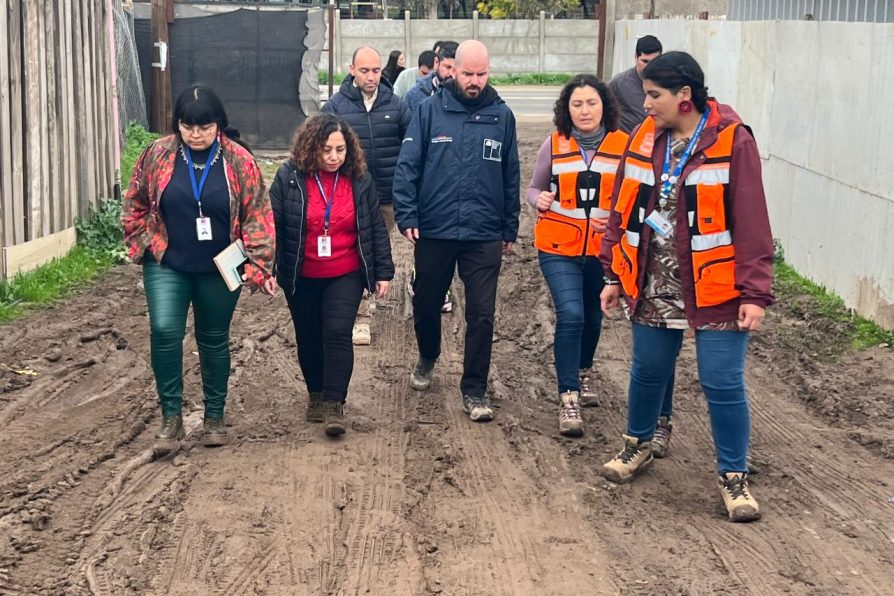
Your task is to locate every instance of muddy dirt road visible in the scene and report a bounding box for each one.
[1,123,893,595]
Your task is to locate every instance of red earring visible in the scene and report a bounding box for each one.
[678,100,693,113]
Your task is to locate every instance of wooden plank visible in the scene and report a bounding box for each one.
[37,1,50,238]
[2,227,77,278]
[60,0,77,229]
[71,0,88,220]
[46,0,62,233]
[0,0,13,276]
[23,0,43,241]
[9,0,25,246]
[99,0,114,200]
[79,0,97,217]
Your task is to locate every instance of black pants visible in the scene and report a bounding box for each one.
[286,270,365,403]
[413,238,502,397]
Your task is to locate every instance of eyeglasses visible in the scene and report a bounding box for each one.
[178,122,217,136]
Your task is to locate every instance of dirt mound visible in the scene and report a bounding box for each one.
[0,123,892,595]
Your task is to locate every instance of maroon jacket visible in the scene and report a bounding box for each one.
[599,101,775,326]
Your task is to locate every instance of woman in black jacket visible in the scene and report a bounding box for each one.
[270,114,394,436]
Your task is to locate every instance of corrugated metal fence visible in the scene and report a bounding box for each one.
[728,0,893,21]
[0,0,118,279]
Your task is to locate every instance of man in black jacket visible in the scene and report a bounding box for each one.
[394,40,520,423]
[323,46,410,345]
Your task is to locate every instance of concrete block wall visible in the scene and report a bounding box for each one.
[613,19,894,329]
[323,13,599,74]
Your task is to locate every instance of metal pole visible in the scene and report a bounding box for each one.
[597,0,606,80]
[328,1,334,99]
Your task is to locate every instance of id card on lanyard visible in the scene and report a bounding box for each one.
[314,171,339,258]
[183,140,219,242]
[646,108,710,238]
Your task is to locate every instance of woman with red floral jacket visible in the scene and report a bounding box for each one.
[122,85,275,451]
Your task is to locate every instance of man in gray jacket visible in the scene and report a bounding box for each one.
[609,35,662,133]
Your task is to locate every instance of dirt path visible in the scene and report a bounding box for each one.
[1,123,893,595]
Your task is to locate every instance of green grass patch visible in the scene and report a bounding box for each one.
[773,259,893,351]
[1,123,159,324]
[0,246,117,323]
[317,71,573,86]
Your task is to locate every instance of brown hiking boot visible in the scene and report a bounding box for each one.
[718,472,761,522]
[306,391,325,423]
[602,434,653,484]
[558,391,584,437]
[578,369,599,407]
[202,417,229,447]
[652,417,673,458]
[321,402,346,436]
[153,415,184,453]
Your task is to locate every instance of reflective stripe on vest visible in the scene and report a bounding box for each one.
[534,130,628,258]
[611,114,742,307]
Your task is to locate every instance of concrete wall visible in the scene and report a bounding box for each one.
[324,13,599,74]
[613,19,894,329]
[619,0,728,18]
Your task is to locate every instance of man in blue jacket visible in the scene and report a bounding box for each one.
[393,40,520,423]
[404,41,458,113]
[323,46,410,345]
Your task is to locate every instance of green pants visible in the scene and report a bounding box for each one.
[143,261,241,419]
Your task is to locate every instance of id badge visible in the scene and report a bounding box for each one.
[644,210,673,238]
[317,235,332,257]
[196,217,213,241]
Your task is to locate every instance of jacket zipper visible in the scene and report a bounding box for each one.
[366,111,377,182]
[292,169,307,296]
[354,179,371,290]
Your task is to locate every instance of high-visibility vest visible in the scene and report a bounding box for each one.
[611,116,742,307]
[533,130,628,257]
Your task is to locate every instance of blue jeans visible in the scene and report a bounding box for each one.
[627,323,751,473]
[538,252,604,393]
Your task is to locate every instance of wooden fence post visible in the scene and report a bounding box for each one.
[150,0,172,133]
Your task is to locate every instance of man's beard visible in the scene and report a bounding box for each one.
[461,85,481,99]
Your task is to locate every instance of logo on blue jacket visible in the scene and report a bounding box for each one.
[483,138,502,162]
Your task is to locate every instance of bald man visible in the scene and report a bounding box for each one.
[323,46,410,345]
[393,40,521,423]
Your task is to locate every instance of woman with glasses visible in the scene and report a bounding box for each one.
[122,85,276,451]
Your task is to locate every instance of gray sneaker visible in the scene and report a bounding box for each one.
[410,357,435,391]
[462,395,494,422]
[579,369,599,407]
[652,416,673,458]
[558,391,584,437]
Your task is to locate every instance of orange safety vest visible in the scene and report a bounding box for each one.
[611,117,741,307]
[533,130,628,257]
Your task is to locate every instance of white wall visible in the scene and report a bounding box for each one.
[614,20,894,329]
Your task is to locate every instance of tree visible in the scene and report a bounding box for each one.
[476,0,580,19]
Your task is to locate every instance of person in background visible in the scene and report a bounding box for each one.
[270,114,394,437]
[404,41,458,112]
[527,74,627,437]
[322,46,410,345]
[599,52,774,523]
[122,84,276,451]
[393,43,444,97]
[382,49,406,86]
[609,34,662,133]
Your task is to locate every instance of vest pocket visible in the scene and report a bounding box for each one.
[696,184,726,234]
[692,245,740,307]
[611,235,639,298]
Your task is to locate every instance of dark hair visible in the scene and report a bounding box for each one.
[553,74,620,137]
[437,41,458,61]
[641,51,709,112]
[635,35,662,56]
[224,126,252,155]
[433,40,448,52]
[385,50,402,69]
[290,114,366,179]
[171,84,228,137]
[382,50,405,85]
[418,50,436,69]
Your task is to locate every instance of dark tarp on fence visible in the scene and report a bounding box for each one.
[136,8,309,149]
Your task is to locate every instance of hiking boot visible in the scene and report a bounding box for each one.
[306,391,325,423]
[718,472,761,522]
[202,417,229,447]
[153,415,184,454]
[352,323,371,346]
[441,288,453,313]
[462,395,494,422]
[558,391,584,437]
[652,416,673,458]
[409,357,435,391]
[601,434,653,484]
[321,401,346,436]
[579,369,599,407]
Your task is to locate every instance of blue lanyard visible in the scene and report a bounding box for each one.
[183,139,219,215]
[314,171,340,235]
[659,108,710,208]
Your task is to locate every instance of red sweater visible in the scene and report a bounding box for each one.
[301,170,361,278]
